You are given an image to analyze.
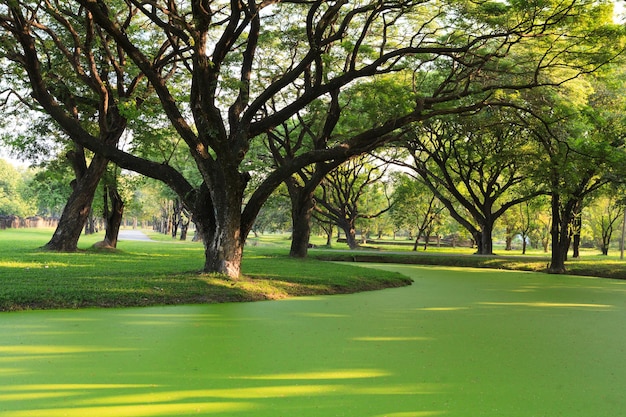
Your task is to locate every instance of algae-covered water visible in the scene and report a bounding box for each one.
[1,264,625,416]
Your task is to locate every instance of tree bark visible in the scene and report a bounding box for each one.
[412,234,421,251]
[505,226,513,251]
[479,222,494,255]
[288,185,315,258]
[180,211,190,241]
[339,221,359,250]
[101,185,124,248]
[192,173,248,277]
[571,208,582,258]
[43,155,109,251]
[548,193,569,273]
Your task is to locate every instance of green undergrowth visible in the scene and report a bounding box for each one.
[0,228,410,311]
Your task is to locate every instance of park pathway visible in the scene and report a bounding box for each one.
[118,229,154,242]
[1,265,625,416]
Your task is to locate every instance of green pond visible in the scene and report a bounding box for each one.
[1,264,626,417]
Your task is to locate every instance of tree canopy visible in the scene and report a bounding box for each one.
[1,0,623,276]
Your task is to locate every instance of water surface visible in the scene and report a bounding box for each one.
[1,264,625,416]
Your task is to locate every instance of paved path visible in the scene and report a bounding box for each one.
[117,229,154,242]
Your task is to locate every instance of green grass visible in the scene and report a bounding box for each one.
[0,228,411,311]
[3,228,626,312]
[306,237,626,279]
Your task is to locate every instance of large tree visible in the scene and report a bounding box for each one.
[0,3,148,250]
[314,155,392,249]
[267,77,413,257]
[525,68,626,272]
[1,0,620,276]
[389,172,443,251]
[402,109,545,254]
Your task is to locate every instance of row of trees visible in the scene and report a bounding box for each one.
[1,0,625,277]
[5,149,623,257]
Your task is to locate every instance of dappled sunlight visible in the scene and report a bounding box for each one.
[0,391,81,401]
[2,401,254,417]
[348,383,448,395]
[81,385,339,405]
[0,378,447,416]
[353,336,433,342]
[0,261,78,269]
[3,384,155,391]
[0,355,68,362]
[0,345,136,355]
[0,367,29,376]
[3,262,626,417]
[235,369,390,380]
[478,302,613,309]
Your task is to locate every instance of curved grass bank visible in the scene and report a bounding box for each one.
[310,248,626,280]
[0,229,410,311]
[1,264,625,416]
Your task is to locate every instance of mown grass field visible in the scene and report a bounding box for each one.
[0,228,411,311]
[306,235,626,280]
[2,228,625,311]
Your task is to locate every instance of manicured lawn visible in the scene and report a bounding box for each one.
[0,229,410,311]
[1,264,624,416]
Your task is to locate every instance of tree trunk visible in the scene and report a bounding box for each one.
[101,185,124,248]
[288,187,315,258]
[192,174,247,278]
[346,226,358,249]
[480,222,494,255]
[180,213,190,241]
[548,193,568,273]
[571,210,581,258]
[412,233,420,251]
[505,231,513,251]
[337,220,358,250]
[85,211,96,235]
[572,233,580,258]
[43,155,109,251]
[172,199,181,238]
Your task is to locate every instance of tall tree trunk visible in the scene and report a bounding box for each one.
[101,185,124,248]
[412,233,421,251]
[339,221,358,250]
[85,210,96,235]
[472,231,483,254]
[192,173,248,277]
[479,222,494,255]
[548,193,568,273]
[505,226,513,251]
[43,155,109,251]
[180,211,190,241]
[571,207,582,258]
[172,199,181,238]
[288,186,315,258]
